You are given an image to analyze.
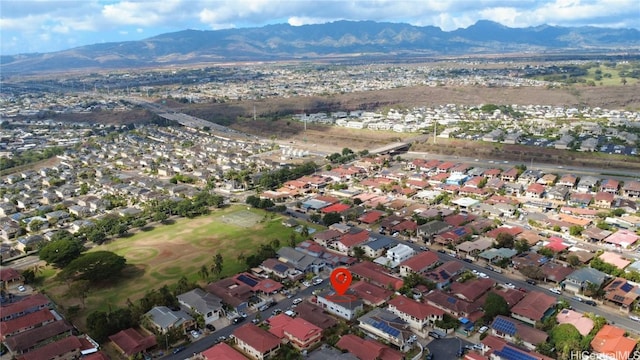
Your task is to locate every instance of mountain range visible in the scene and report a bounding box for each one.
[2,20,639,75]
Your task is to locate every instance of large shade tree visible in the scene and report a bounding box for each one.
[58,251,126,282]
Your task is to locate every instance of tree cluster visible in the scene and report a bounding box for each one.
[326,148,357,164]
[258,162,317,190]
[246,195,275,209]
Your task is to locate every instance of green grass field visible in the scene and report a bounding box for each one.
[44,205,310,322]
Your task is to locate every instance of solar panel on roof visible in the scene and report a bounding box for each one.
[494,346,538,360]
[447,297,457,304]
[273,264,289,273]
[439,270,450,279]
[613,295,626,302]
[454,228,466,236]
[621,282,633,292]
[237,274,258,287]
[492,317,517,336]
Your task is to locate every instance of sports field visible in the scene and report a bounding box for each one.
[45,205,301,318]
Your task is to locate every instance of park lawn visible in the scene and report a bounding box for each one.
[43,205,302,326]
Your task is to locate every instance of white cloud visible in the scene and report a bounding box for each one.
[1,0,638,55]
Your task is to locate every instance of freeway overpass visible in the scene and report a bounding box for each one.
[370,141,411,155]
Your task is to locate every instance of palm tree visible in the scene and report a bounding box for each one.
[198,265,209,280]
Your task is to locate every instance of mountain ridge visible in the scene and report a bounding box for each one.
[2,20,639,75]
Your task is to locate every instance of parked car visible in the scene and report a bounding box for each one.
[190,329,200,338]
[312,278,323,286]
[420,247,427,251]
[239,312,247,318]
[629,315,640,322]
[302,281,311,287]
[504,283,516,289]
[571,296,583,302]
[549,288,562,295]
[232,316,245,324]
[17,285,26,292]
[526,279,537,285]
[172,346,186,354]
[292,298,303,305]
[478,326,489,334]
[205,324,216,332]
[584,300,597,306]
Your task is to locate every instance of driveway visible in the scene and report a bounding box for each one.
[426,337,473,359]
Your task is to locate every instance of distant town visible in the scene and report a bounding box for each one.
[1,59,640,360]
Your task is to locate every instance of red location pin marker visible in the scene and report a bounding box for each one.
[330,268,352,295]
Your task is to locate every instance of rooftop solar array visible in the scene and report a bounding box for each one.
[492,317,517,336]
[621,282,633,292]
[371,320,401,338]
[453,228,467,236]
[613,295,626,302]
[439,270,450,280]
[494,346,538,360]
[273,264,289,273]
[237,274,258,287]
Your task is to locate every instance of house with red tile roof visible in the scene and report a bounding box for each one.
[525,183,545,198]
[489,315,548,350]
[500,168,519,182]
[423,290,484,322]
[4,320,74,356]
[232,324,281,360]
[349,261,403,290]
[266,314,322,350]
[544,237,570,253]
[357,210,385,224]
[540,261,575,284]
[399,251,439,277]
[510,291,556,326]
[17,335,96,360]
[601,179,620,194]
[334,230,370,255]
[0,267,23,289]
[312,229,342,247]
[202,342,249,360]
[590,325,637,360]
[480,335,554,360]
[321,203,351,214]
[387,296,444,332]
[604,277,640,309]
[483,168,502,179]
[294,302,337,330]
[336,334,403,360]
[351,281,393,306]
[1,308,55,339]
[594,191,615,208]
[0,294,52,321]
[425,261,464,289]
[109,328,157,358]
[437,162,456,173]
[450,278,496,302]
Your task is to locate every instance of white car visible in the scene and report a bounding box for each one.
[312,278,323,285]
[17,285,26,292]
[504,283,516,289]
[478,272,489,279]
[292,298,303,305]
[478,326,489,334]
[629,315,640,322]
[190,330,200,339]
[302,281,311,287]
[549,288,562,295]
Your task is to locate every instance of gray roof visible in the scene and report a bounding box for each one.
[478,247,517,261]
[566,267,608,286]
[177,288,223,315]
[363,236,396,251]
[418,220,450,237]
[276,247,324,271]
[145,306,193,330]
[357,308,412,342]
[308,344,359,360]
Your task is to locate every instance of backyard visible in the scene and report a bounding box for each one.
[42,205,307,327]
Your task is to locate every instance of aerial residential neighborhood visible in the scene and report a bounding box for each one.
[1,9,640,359]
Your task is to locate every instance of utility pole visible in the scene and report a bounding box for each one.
[433,121,437,144]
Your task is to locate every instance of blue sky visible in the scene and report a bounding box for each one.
[1,0,638,55]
